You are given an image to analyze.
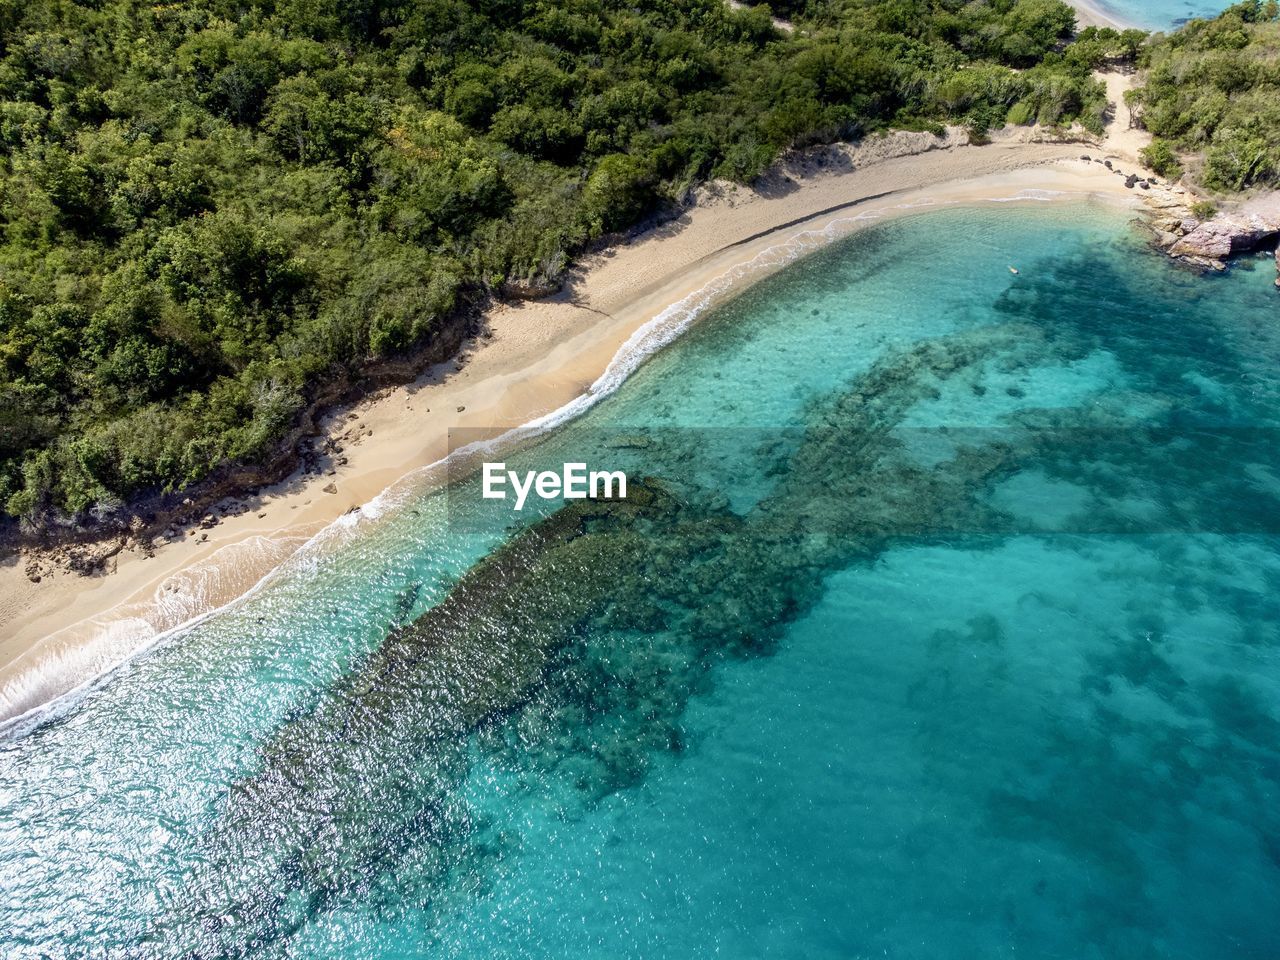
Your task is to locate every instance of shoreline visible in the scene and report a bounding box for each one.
[1068,0,1136,30]
[0,132,1163,731]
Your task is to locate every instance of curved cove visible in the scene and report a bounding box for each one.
[2,203,1280,959]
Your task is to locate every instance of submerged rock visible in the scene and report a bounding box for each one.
[167,327,1050,954]
[166,296,1278,954]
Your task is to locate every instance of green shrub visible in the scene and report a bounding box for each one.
[1202,127,1274,189]
[1132,4,1280,192]
[1190,199,1219,220]
[1140,138,1184,178]
[1006,100,1035,126]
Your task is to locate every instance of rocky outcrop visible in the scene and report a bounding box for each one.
[1141,189,1280,281]
[1095,148,1280,282]
[1168,212,1280,263]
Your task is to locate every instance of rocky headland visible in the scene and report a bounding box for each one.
[1137,178,1280,283]
[1080,69,1280,285]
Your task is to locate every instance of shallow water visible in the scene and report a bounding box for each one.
[2,203,1279,959]
[1094,0,1233,29]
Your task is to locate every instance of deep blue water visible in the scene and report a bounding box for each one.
[2,203,1280,959]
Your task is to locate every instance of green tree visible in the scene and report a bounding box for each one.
[1140,138,1184,178]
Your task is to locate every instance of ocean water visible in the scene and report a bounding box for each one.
[1094,0,1233,30]
[3,202,1280,959]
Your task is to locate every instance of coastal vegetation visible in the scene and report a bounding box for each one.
[0,0,1118,527]
[1131,0,1280,191]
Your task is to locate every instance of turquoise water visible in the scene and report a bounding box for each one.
[3,203,1280,959]
[1094,0,1233,29]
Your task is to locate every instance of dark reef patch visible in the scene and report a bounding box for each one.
[156,251,1280,955]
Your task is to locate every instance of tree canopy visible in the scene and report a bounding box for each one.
[1132,0,1280,192]
[0,0,1110,525]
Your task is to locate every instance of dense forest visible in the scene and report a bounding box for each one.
[1134,0,1280,190]
[0,0,1125,527]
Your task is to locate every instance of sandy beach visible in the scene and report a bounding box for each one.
[0,103,1169,729]
[1069,0,1134,29]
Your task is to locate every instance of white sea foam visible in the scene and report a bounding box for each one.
[985,189,1066,202]
[0,533,312,737]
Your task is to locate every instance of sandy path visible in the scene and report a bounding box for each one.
[1,128,1167,729]
[1096,69,1151,165]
